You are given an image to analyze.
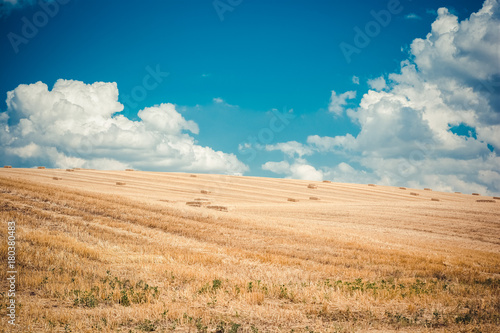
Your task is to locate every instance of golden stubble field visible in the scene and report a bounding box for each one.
[0,168,499,332]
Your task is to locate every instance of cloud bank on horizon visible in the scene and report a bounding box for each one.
[1,0,499,195]
[261,0,500,195]
[0,80,248,174]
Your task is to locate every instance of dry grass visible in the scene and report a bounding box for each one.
[0,169,499,332]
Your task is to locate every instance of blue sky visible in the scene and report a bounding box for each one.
[1,0,499,195]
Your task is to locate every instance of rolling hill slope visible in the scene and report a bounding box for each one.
[0,168,499,332]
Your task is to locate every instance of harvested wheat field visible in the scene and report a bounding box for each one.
[1,168,499,333]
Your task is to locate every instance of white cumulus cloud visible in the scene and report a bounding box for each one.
[261,0,500,195]
[0,80,248,175]
[262,159,323,181]
[328,90,356,116]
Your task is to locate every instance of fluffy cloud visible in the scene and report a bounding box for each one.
[367,76,386,91]
[265,141,313,158]
[262,159,323,181]
[262,0,500,195]
[0,79,248,174]
[328,90,356,115]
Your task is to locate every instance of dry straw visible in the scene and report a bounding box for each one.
[186,201,210,207]
[472,193,480,196]
[431,198,440,201]
[368,184,376,187]
[207,205,228,212]
[190,174,197,177]
[410,192,419,196]
[309,197,320,200]
[424,188,432,191]
[201,190,211,194]
[476,199,496,203]
[3,165,12,168]
[116,182,126,186]
[322,180,331,183]
[125,169,134,171]
[307,184,318,189]
[399,187,406,190]
[66,169,75,172]
[194,198,209,201]
[494,197,500,200]
[52,177,62,180]
[287,198,299,202]
[37,166,46,169]
[455,192,461,194]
